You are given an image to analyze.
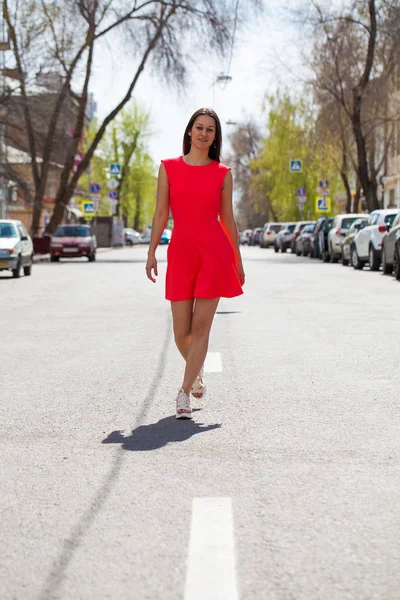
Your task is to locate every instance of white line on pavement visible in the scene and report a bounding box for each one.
[204,352,222,372]
[184,497,238,600]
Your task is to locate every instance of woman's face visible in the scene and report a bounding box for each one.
[189,115,216,150]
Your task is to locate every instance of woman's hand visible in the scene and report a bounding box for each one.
[146,253,158,283]
[236,260,245,286]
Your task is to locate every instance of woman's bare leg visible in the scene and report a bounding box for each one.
[170,299,195,360]
[181,297,220,395]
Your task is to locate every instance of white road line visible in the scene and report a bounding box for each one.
[204,352,222,372]
[184,497,238,600]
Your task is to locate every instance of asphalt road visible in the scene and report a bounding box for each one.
[1,245,399,600]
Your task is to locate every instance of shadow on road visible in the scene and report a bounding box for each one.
[102,412,221,451]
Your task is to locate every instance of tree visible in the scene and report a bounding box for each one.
[305,0,400,212]
[227,120,262,228]
[251,93,340,222]
[79,104,156,228]
[3,0,259,235]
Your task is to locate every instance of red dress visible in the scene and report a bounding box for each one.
[161,156,243,301]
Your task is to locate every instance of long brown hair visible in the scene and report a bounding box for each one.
[182,108,222,162]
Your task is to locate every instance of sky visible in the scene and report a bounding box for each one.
[89,1,308,166]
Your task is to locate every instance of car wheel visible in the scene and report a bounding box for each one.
[381,247,392,275]
[12,256,21,278]
[369,245,380,271]
[351,246,364,270]
[322,250,330,263]
[329,244,338,263]
[23,262,32,276]
[281,247,286,253]
[342,256,349,266]
[88,252,96,262]
[274,244,279,253]
[51,256,60,262]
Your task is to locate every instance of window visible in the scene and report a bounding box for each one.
[392,213,400,227]
[340,218,356,230]
[384,213,398,226]
[17,224,25,239]
[54,226,91,237]
[270,225,282,233]
[389,189,395,207]
[0,223,17,238]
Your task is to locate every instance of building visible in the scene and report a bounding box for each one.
[383,69,400,208]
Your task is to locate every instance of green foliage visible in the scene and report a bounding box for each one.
[251,93,342,221]
[79,103,156,229]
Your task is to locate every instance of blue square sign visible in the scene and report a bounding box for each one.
[290,160,302,173]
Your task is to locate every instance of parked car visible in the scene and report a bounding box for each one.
[159,229,172,245]
[318,218,335,262]
[295,223,315,256]
[381,212,400,275]
[50,224,97,262]
[251,227,263,246]
[239,229,253,245]
[341,217,369,266]
[291,221,314,253]
[351,209,400,271]
[327,213,366,263]
[274,223,296,253]
[260,223,282,248]
[0,219,33,278]
[124,228,141,246]
[310,217,332,259]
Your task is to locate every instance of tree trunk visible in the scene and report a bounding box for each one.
[341,170,353,212]
[133,191,142,231]
[352,94,379,212]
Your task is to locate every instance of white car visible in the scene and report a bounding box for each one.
[351,208,400,270]
[260,222,283,248]
[327,213,366,262]
[124,228,141,245]
[0,219,33,278]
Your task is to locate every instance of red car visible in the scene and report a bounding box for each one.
[50,225,97,262]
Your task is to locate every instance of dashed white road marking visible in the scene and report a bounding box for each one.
[204,352,222,372]
[184,497,238,600]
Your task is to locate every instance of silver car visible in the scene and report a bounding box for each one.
[0,219,33,278]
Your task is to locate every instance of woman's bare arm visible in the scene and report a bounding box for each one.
[220,170,245,284]
[145,163,170,283]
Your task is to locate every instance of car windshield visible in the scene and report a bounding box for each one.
[271,225,281,233]
[287,224,295,232]
[385,213,398,226]
[341,218,357,230]
[0,223,17,238]
[54,226,91,237]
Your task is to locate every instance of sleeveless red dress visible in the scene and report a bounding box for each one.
[161,156,243,301]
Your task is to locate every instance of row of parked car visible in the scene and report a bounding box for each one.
[240,208,400,278]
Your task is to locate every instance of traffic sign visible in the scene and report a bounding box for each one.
[107,178,119,190]
[316,196,331,212]
[109,190,118,199]
[90,183,100,193]
[82,201,95,215]
[297,187,306,196]
[290,160,302,173]
[110,163,121,175]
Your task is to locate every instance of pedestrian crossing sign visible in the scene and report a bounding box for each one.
[290,160,302,173]
[316,196,331,212]
[110,163,121,175]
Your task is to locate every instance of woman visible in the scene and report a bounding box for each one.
[145,108,245,419]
